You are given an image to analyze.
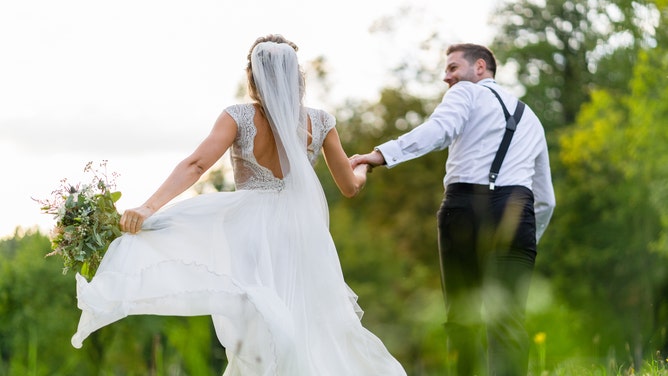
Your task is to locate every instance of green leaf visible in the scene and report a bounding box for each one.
[111,191,122,203]
[94,232,103,246]
[80,261,91,281]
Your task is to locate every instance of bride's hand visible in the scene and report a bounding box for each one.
[120,205,155,234]
[353,163,372,175]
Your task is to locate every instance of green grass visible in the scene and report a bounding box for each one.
[530,357,668,375]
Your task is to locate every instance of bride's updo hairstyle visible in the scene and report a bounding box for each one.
[246,34,305,113]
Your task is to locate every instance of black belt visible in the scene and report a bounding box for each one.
[446,182,532,196]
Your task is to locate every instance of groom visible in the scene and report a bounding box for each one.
[351,43,556,375]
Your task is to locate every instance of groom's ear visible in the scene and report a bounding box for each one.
[475,59,487,76]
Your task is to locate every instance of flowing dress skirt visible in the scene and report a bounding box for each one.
[71,189,406,376]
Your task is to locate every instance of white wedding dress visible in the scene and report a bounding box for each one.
[71,103,406,375]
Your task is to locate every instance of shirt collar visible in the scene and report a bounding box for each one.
[477,78,496,85]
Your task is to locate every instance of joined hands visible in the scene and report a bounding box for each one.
[349,150,386,172]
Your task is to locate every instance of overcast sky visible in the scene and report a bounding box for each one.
[0,0,496,238]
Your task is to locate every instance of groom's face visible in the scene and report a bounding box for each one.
[444,51,477,87]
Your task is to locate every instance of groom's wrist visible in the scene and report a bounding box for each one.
[372,148,387,166]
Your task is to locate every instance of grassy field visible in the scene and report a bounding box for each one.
[532,358,668,375]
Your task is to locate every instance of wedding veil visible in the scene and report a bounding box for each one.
[250,42,329,225]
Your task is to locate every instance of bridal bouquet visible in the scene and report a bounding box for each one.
[36,161,122,281]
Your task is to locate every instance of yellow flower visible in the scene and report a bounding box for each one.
[533,332,546,345]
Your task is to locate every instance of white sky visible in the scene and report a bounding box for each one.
[0,0,496,239]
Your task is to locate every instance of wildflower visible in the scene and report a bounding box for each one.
[534,331,547,372]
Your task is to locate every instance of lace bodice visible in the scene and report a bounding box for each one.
[225,104,336,191]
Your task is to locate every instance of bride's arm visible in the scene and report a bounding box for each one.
[321,128,369,198]
[120,111,238,233]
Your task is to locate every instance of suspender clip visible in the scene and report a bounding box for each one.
[489,173,497,190]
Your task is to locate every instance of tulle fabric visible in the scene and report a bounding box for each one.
[71,41,407,375]
[72,190,406,375]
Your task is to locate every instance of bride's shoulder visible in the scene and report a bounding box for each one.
[224,104,257,127]
[305,106,331,116]
[305,107,335,130]
[224,103,255,116]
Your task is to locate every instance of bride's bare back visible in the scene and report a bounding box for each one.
[250,107,283,179]
[251,104,313,180]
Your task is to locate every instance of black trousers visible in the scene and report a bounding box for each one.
[437,183,536,376]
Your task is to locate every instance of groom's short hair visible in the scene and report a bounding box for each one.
[446,43,497,77]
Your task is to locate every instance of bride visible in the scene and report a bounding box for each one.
[71,34,407,375]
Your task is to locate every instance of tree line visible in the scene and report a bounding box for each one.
[2,0,667,374]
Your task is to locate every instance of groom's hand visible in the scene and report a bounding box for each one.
[350,150,386,169]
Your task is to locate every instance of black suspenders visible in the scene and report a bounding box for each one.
[484,86,526,190]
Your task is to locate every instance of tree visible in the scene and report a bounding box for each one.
[490,0,660,132]
[544,44,668,367]
[487,0,667,368]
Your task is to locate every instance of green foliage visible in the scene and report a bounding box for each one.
[0,230,226,375]
[543,45,668,368]
[490,0,659,131]
[485,0,668,371]
[0,230,86,375]
[35,161,122,280]
[4,2,668,374]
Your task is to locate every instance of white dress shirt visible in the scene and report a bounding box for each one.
[375,78,556,242]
